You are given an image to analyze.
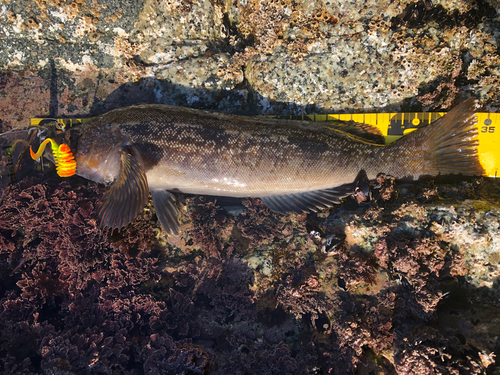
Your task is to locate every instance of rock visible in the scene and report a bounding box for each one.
[1,1,500,373]
[0,0,499,130]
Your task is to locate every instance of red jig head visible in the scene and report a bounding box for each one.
[30,138,77,177]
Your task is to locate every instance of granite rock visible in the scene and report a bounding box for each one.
[1,0,500,130]
[2,1,500,373]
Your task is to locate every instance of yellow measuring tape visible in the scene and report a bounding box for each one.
[29,118,92,129]
[267,112,499,178]
[30,112,499,178]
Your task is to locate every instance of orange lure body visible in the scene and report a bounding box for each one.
[30,138,76,177]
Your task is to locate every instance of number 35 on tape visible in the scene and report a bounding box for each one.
[32,112,500,178]
[322,111,499,178]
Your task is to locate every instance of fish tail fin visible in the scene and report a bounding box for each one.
[393,98,484,177]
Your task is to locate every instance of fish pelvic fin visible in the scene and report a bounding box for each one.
[151,190,180,235]
[99,148,149,231]
[392,98,484,177]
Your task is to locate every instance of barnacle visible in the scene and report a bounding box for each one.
[391,0,496,30]
[30,138,76,177]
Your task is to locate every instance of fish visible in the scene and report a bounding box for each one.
[56,98,482,234]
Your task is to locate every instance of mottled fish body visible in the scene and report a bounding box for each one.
[70,99,483,234]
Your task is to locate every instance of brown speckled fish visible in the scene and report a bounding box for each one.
[68,98,483,234]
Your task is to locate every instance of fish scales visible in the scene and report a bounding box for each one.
[70,99,483,232]
[80,105,386,196]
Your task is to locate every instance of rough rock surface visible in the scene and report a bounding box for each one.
[1,0,500,131]
[1,0,500,374]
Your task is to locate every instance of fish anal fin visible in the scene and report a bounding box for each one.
[99,148,149,231]
[260,170,371,214]
[151,190,180,235]
[260,183,359,214]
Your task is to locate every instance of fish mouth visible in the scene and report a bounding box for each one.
[75,145,94,175]
[76,143,123,185]
[75,144,101,181]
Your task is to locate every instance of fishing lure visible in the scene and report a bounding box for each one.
[30,138,77,177]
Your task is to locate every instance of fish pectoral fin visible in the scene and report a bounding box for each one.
[151,190,180,235]
[99,148,149,231]
[260,184,357,214]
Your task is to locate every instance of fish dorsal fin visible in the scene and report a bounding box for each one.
[151,190,180,235]
[260,170,369,214]
[324,121,386,145]
[99,148,149,230]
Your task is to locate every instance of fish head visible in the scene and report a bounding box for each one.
[71,122,125,185]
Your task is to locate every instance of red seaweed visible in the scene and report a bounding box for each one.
[0,171,497,374]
